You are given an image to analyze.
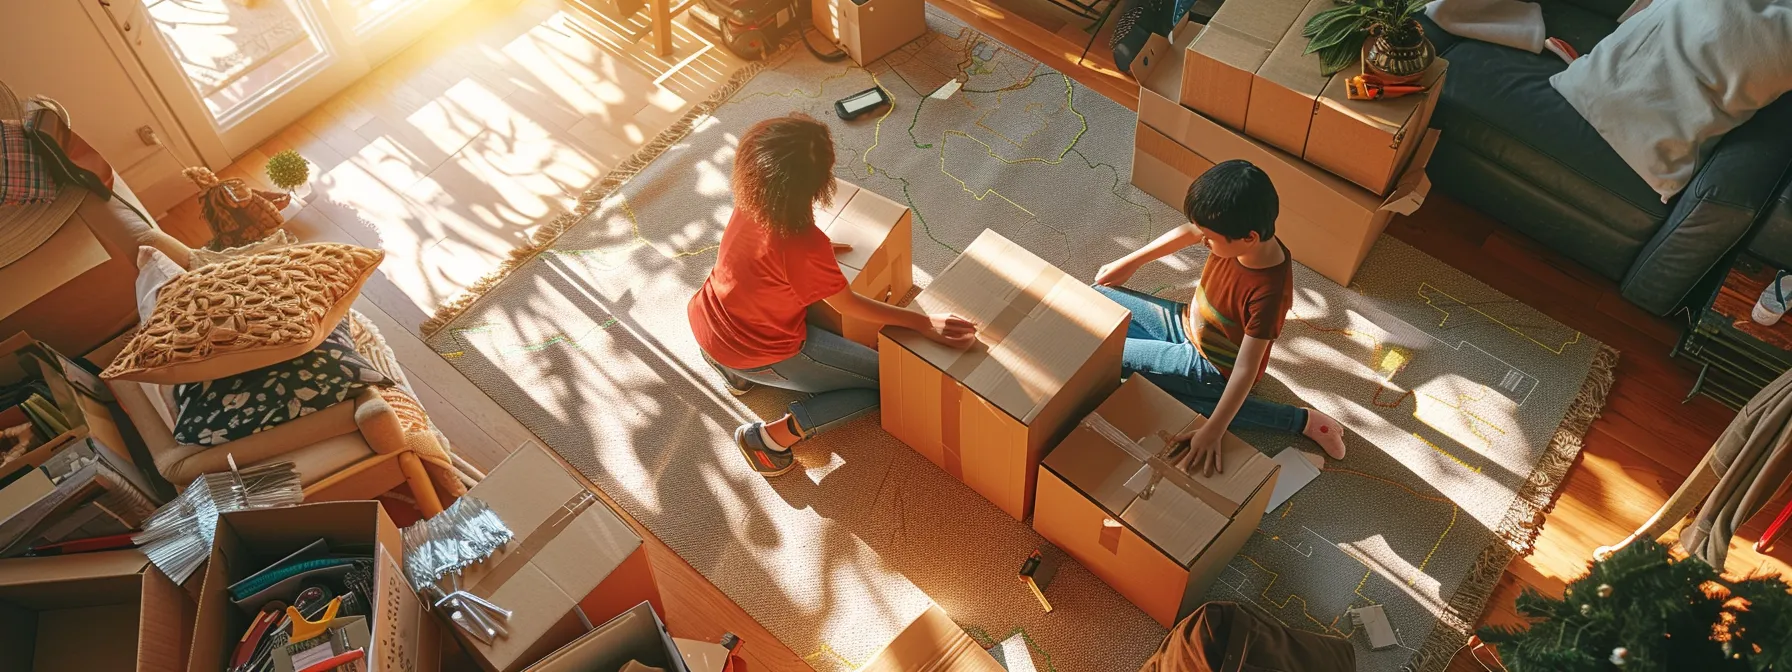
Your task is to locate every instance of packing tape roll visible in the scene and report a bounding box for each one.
[940,374,964,481]
[468,490,597,596]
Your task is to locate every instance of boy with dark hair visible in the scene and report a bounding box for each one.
[1094,159,1347,476]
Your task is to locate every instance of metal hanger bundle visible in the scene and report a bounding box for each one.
[134,456,304,584]
[400,495,514,644]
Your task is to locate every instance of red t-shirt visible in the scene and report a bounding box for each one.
[688,210,848,369]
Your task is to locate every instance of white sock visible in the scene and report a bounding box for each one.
[757,423,792,452]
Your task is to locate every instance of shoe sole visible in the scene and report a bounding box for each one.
[733,425,796,477]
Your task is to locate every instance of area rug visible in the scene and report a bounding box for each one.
[422,9,1617,671]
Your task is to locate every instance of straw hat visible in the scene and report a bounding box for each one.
[0,79,87,268]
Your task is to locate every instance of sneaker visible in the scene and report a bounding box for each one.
[704,353,755,397]
[734,422,796,477]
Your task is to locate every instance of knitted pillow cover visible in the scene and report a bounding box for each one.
[102,242,385,385]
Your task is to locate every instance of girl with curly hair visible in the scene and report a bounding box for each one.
[688,114,977,477]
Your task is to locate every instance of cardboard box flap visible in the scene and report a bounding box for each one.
[464,443,641,605]
[1121,481,1230,565]
[1254,0,1333,99]
[860,604,1006,672]
[1133,29,1189,101]
[1378,129,1439,215]
[0,548,150,588]
[815,179,860,220]
[1316,59,1447,136]
[891,230,1128,423]
[1191,0,1301,69]
[822,189,906,272]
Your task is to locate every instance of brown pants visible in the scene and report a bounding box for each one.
[1139,602,1356,672]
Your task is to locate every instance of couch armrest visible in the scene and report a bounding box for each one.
[1621,96,1792,315]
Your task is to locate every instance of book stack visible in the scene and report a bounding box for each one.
[0,333,163,558]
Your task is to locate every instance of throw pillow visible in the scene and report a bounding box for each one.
[1550,0,1792,201]
[134,246,186,324]
[101,242,385,385]
[188,229,297,267]
[172,320,392,446]
[0,119,56,206]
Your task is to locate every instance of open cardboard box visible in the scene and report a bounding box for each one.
[1034,376,1280,628]
[880,229,1128,520]
[188,501,441,672]
[453,442,658,672]
[0,549,193,672]
[0,332,153,497]
[858,604,1004,672]
[523,601,687,672]
[808,179,916,349]
[1134,29,1439,287]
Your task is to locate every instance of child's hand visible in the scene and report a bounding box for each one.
[1094,258,1137,287]
[1173,427,1223,477]
[925,313,978,349]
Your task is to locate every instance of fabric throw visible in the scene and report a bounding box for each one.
[172,320,391,446]
[1550,0,1792,201]
[0,119,56,206]
[189,229,298,267]
[1424,0,1544,52]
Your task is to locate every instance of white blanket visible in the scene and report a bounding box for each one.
[1424,0,1545,53]
[1551,0,1792,201]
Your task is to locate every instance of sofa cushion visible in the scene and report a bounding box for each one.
[1752,186,1792,272]
[1553,0,1632,21]
[1430,5,1667,249]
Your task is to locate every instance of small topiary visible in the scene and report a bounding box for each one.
[264,149,310,192]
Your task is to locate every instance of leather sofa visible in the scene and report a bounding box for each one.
[1418,0,1792,316]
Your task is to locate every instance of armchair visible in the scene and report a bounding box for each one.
[110,311,474,516]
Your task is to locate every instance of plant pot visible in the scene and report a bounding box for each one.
[1362,21,1435,85]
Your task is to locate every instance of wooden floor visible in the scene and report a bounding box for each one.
[154,0,1791,669]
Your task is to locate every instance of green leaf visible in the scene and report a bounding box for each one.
[1318,43,1360,76]
[1304,24,1366,55]
[1302,4,1367,38]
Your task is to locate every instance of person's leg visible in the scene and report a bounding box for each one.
[722,327,879,475]
[1092,285,1187,342]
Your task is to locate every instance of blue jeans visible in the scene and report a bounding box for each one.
[1093,285,1307,433]
[714,326,879,438]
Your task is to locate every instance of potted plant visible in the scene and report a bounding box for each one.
[1302,0,1436,81]
[264,149,312,200]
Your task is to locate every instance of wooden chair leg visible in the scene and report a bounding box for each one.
[398,451,445,517]
[1595,449,1720,560]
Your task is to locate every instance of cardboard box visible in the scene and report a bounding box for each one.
[1034,376,1279,628]
[858,604,1005,672]
[0,549,193,672]
[807,179,916,349]
[188,501,441,672]
[1133,42,1439,287]
[455,442,658,672]
[1243,0,1342,155]
[523,602,688,672]
[811,0,925,66]
[1180,0,1306,129]
[1308,59,1448,194]
[879,229,1128,520]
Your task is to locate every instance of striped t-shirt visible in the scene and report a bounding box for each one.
[1187,242,1294,378]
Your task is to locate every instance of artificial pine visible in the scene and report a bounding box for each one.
[1478,540,1792,671]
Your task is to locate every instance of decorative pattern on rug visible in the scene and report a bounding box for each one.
[424,10,1615,671]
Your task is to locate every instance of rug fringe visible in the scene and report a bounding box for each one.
[418,56,777,338]
[1411,343,1620,672]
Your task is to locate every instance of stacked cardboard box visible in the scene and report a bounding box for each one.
[1033,376,1280,628]
[0,549,192,672]
[1181,3,1447,196]
[880,229,1129,520]
[808,179,916,349]
[1134,21,1439,287]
